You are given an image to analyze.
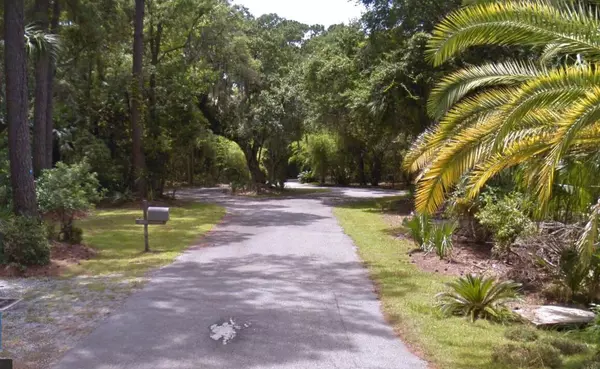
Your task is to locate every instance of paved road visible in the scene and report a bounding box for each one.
[55,186,426,369]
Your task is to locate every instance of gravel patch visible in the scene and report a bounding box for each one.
[0,275,145,369]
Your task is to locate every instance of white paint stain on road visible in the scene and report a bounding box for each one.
[209,318,251,345]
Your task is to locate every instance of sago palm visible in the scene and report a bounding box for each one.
[437,274,521,322]
[404,0,600,218]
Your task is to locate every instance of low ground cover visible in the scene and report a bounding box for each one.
[334,197,598,369]
[72,202,225,276]
[0,201,225,369]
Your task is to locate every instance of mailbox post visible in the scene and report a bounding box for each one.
[136,200,170,252]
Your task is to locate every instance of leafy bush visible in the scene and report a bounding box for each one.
[297,170,316,184]
[2,216,50,266]
[36,161,104,243]
[582,361,600,369]
[430,221,457,259]
[404,213,432,251]
[110,189,135,205]
[437,274,521,322]
[476,191,535,256]
[586,304,600,341]
[556,246,591,301]
[542,337,589,356]
[504,326,539,342]
[491,343,562,369]
[538,241,598,302]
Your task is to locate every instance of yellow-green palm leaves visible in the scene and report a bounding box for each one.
[405,0,600,214]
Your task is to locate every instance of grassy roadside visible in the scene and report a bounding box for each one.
[334,198,595,369]
[70,202,225,277]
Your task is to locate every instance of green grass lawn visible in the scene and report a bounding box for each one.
[334,198,596,369]
[70,202,225,277]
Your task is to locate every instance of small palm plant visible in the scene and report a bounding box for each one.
[404,213,432,250]
[430,221,458,259]
[437,275,521,322]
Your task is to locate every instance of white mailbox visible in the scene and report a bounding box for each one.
[147,207,170,224]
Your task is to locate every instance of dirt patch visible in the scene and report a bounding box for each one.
[384,212,547,305]
[0,275,144,369]
[408,242,510,278]
[0,243,97,278]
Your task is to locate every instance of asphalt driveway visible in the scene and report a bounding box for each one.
[54,186,426,369]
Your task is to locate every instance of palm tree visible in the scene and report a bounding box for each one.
[405,0,600,217]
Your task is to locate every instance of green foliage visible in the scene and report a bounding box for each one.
[404,0,600,215]
[297,171,316,184]
[306,133,337,184]
[586,304,600,341]
[436,274,521,322]
[475,191,535,256]
[2,216,50,266]
[582,361,600,369]
[542,337,589,356]
[75,203,225,276]
[405,213,456,259]
[430,221,457,259]
[404,213,432,250]
[491,343,562,369]
[538,242,600,302]
[504,326,539,342]
[36,161,104,243]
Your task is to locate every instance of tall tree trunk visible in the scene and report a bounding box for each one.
[131,0,146,196]
[357,151,367,186]
[45,0,59,169]
[370,152,382,187]
[243,145,266,190]
[32,0,50,176]
[149,19,162,132]
[5,0,38,217]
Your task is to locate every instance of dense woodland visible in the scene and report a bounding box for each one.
[4,0,600,366]
[1,0,465,207]
[2,0,600,313]
[0,0,465,263]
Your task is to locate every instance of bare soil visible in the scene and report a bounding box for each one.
[0,242,97,278]
[383,209,546,306]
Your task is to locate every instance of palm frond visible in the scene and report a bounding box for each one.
[577,199,600,265]
[466,129,552,199]
[405,88,516,175]
[415,116,500,214]
[534,86,600,204]
[24,24,60,63]
[428,61,546,120]
[494,65,600,149]
[428,0,600,66]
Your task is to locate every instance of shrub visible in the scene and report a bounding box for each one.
[437,274,521,322]
[582,361,600,369]
[491,343,562,369]
[538,243,596,302]
[504,326,539,342]
[297,170,316,184]
[2,216,50,266]
[404,213,432,251]
[586,304,600,341]
[542,337,589,356]
[430,221,457,259]
[475,191,535,256]
[36,160,104,243]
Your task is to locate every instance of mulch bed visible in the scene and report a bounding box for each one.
[383,210,546,304]
[407,242,511,278]
[0,242,97,278]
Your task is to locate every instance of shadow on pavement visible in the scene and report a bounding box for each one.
[57,254,422,369]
